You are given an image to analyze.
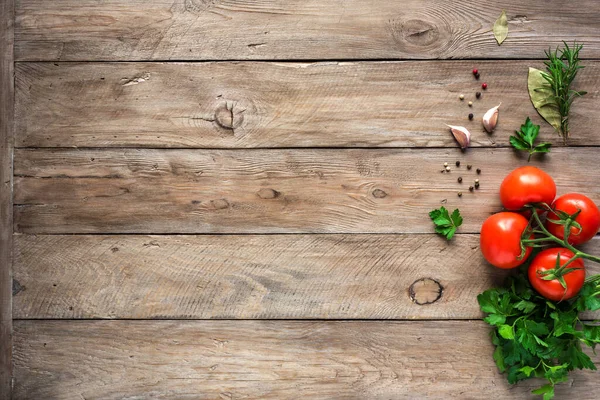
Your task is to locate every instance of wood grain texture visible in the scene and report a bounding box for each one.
[0,0,13,397]
[13,148,600,234]
[14,61,600,148]
[13,320,600,399]
[14,0,600,61]
[12,234,600,320]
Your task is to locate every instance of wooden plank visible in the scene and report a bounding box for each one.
[14,61,599,148]
[13,147,600,234]
[14,0,600,61]
[12,320,600,399]
[0,0,13,397]
[13,234,600,320]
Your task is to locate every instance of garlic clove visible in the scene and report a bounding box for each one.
[483,103,501,133]
[446,125,471,149]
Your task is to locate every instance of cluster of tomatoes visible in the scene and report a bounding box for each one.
[480,166,600,301]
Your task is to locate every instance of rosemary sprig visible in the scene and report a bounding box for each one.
[541,42,586,143]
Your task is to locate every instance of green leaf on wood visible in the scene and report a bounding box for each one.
[493,11,508,45]
[528,67,561,132]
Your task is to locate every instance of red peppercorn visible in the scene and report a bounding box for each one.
[482,83,488,90]
[472,69,478,75]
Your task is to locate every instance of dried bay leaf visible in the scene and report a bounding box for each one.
[493,11,508,45]
[527,67,561,131]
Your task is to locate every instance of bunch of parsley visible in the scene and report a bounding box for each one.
[478,269,600,399]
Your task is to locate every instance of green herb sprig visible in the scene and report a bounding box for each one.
[429,206,462,240]
[510,117,552,161]
[541,42,587,143]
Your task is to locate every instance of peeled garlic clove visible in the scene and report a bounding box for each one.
[446,125,471,149]
[483,103,501,133]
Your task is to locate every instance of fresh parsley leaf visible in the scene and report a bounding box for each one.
[575,280,600,312]
[509,117,552,161]
[484,313,506,326]
[428,206,462,240]
[532,384,554,400]
[499,324,515,340]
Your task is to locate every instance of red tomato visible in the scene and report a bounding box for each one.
[528,248,585,301]
[481,212,533,269]
[546,193,600,245]
[500,166,556,210]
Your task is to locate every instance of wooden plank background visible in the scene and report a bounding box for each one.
[14,0,600,61]
[14,61,599,148]
[0,0,14,398]
[7,0,600,398]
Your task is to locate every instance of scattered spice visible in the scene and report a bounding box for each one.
[482,83,488,90]
[475,179,480,184]
[468,113,474,120]
[475,182,480,189]
[458,177,463,183]
[444,162,448,167]
[473,69,478,75]
[458,192,462,197]
[456,161,461,167]
[468,101,473,107]
[467,164,472,170]
[476,92,481,99]
[493,10,508,45]
[459,94,465,100]
[475,72,480,80]
[469,186,474,192]
[446,166,451,172]
[476,168,481,174]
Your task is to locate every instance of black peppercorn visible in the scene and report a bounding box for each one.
[469,186,474,192]
[468,113,474,120]
[456,161,460,167]
[458,192,462,197]
[475,92,481,99]
[467,165,472,170]
[475,182,480,189]
[458,177,462,183]
[476,168,481,174]
[475,73,480,80]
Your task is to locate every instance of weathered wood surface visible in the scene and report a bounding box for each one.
[14,61,599,148]
[13,148,600,234]
[14,0,600,61]
[0,0,14,397]
[12,320,600,399]
[12,234,600,320]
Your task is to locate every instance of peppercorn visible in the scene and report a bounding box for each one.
[469,186,474,192]
[476,168,481,174]
[456,161,460,167]
[475,182,480,189]
[476,92,481,99]
[446,166,451,172]
[475,179,480,184]
[458,192,462,197]
[482,83,488,90]
[444,162,448,167]
[475,72,480,80]
[459,94,465,100]
[468,113,474,120]
[467,164,472,170]
[472,69,478,75]
[458,177,462,183]
[468,101,473,107]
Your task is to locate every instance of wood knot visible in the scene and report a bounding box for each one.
[214,101,244,131]
[257,188,280,199]
[372,189,387,198]
[388,14,448,53]
[210,199,230,210]
[13,279,25,296]
[409,278,443,305]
